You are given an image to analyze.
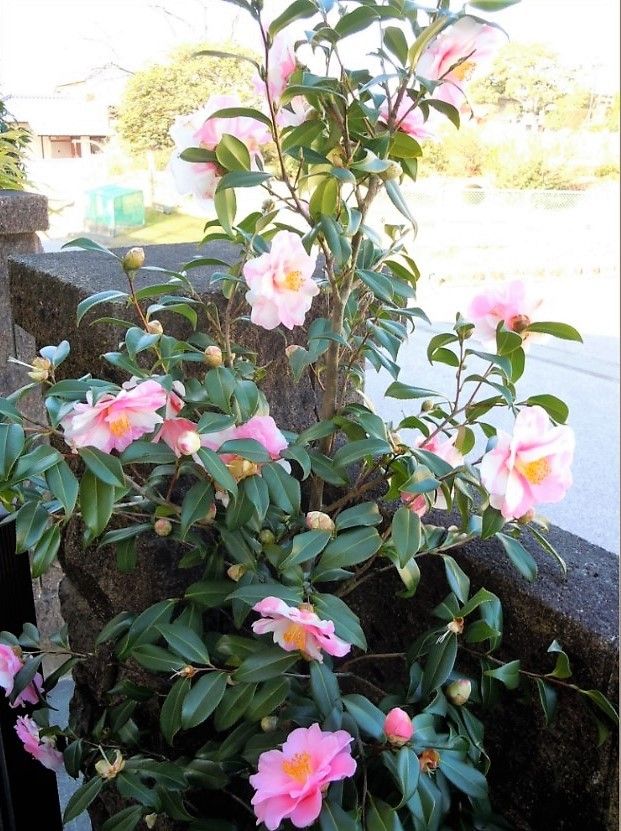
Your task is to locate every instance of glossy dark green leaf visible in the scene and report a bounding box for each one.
[63,776,104,823]
[342,694,385,739]
[181,671,228,729]
[391,506,421,567]
[233,647,298,683]
[496,533,537,581]
[438,753,488,799]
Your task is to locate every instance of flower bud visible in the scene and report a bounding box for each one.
[177,665,198,679]
[145,815,158,830]
[154,518,173,537]
[446,679,472,706]
[419,748,440,773]
[261,716,279,732]
[447,617,464,635]
[27,356,52,382]
[177,430,202,456]
[509,314,531,334]
[517,509,536,525]
[305,511,335,533]
[204,345,224,367]
[285,344,304,358]
[202,504,217,524]
[261,198,276,213]
[146,319,163,336]
[259,529,276,545]
[227,564,247,582]
[384,707,413,747]
[421,399,434,412]
[95,750,126,780]
[380,162,402,181]
[122,247,145,271]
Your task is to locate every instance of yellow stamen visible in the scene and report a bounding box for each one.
[227,457,260,481]
[450,59,474,82]
[109,414,131,437]
[517,457,551,485]
[283,622,307,652]
[282,752,313,783]
[282,270,303,291]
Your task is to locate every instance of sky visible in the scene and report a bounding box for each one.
[0,0,619,96]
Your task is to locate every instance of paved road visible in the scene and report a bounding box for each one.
[366,276,620,554]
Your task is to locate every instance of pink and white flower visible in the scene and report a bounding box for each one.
[384,707,414,746]
[255,33,297,102]
[379,97,435,141]
[480,405,574,520]
[468,280,544,351]
[154,417,202,458]
[401,492,429,518]
[0,644,43,708]
[61,379,168,454]
[250,723,356,830]
[417,16,504,108]
[169,94,271,206]
[278,96,312,128]
[15,716,64,771]
[252,597,351,662]
[244,231,319,330]
[416,433,463,468]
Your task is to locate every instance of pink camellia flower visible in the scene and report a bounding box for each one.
[154,417,202,458]
[244,231,319,330]
[61,379,168,454]
[468,280,543,351]
[416,433,463,468]
[15,716,64,771]
[255,33,297,102]
[0,644,43,708]
[401,491,429,518]
[278,96,312,128]
[169,94,271,205]
[417,16,504,108]
[12,674,43,708]
[249,723,356,830]
[252,597,351,662]
[234,415,288,459]
[480,405,574,520]
[384,707,414,746]
[379,97,435,141]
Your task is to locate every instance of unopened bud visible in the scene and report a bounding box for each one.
[261,198,276,213]
[122,247,145,271]
[509,314,531,334]
[202,503,217,524]
[446,679,472,706]
[305,511,335,532]
[421,399,434,412]
[154,518,173,537]
[384,707,414,746]
[419,748,440,773]
[447,617,464,635]
[380,162,402,181]
[145,815,158,830]
[259,529,276,545]
[261,716,279,732]
[204,345,223,367]
[177,665,198,678]
[285,344,304,358]
[227,564,247,582]
[95,750,125,780]
[327,147,345,168]
[146,319,163,336]
[27,356,52,382]
[177,430,202,456]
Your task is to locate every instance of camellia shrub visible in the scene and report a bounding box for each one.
[0,1,618,830]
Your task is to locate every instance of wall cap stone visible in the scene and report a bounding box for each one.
[0,190,49,235]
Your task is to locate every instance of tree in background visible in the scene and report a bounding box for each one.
[116,43,257,156]
[0,97,30,190]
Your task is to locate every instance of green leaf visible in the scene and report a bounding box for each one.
[228,582,303,607]
[79,471,116,540]
[217,438,271,463]
[123,598,176,653]
[546,639,572,679]
[180,481,215,538]
[481,506,505,539]
[78,447,125,487]
[216,133,251,171]
[438,754,488,799]
[333,438,390,468]
[385,746,420,807]
[214,682,257,730]
[383,26,408,65]
[496,533,538,581]
[536,678,558,726]
[233,646,298,683]
[468,0,521,9]
[310,661,341,719]
[158,623,210,665]
[45,461,79,514]
[160,677,190,745]
[385,381,441,400]
[390,131,422,160]
[181,671,228,729]
[269,0,316,36]
[525,321,582,342]
[443,556,470,604]
[76,290,127,325]
[315,526,382,576]
[62,237,119,257]
[384,179,416,224]
[391,506,421,567]
[31,525,61,577]
[245,677,290,721]
[343,694,386,739]
[580,689,619,725]
[12,444,62,482]
[214,186,236,236]
[280,530,332,570]
[525,394,569,424]
[14,501,49,554]
[484,660,521,690]
[421,634,457,696]
[0,423,24,478]
[262,462,301,514]
[311,592,367,650]
[63,739,84,779]
[335,502,382,531]
[132,645,185,673]
[208,106,272,127]
[335,6,380,39]
[63,776,104,823]
[320,801,361,831]
[96,612,133,646]
[101,807,143,831]
[366,796,404,831]
[195,448,238,497]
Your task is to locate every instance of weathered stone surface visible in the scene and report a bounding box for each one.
[9,242,325,433]
[0,189,48,234]
[348,512,619,831]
